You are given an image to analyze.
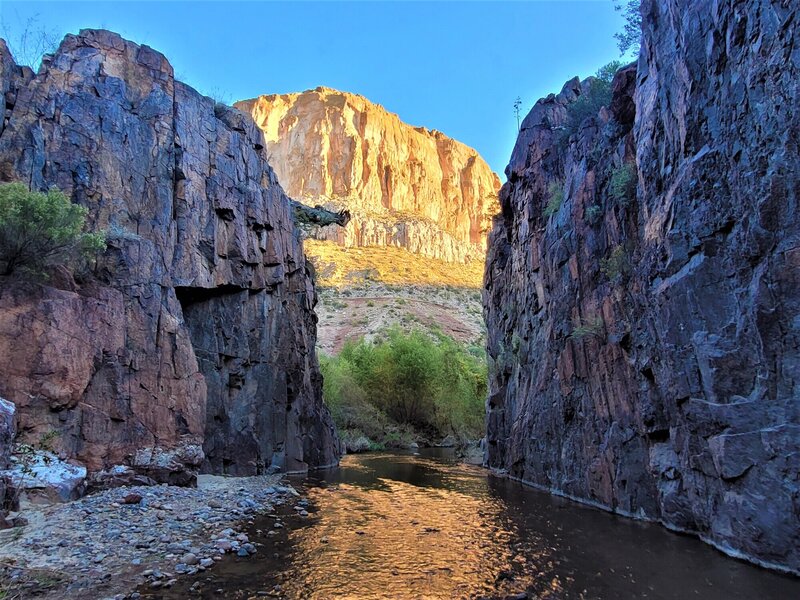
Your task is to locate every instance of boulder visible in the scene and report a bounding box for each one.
[3,450,86,503]
[86,465,157,492]
[0,397,14,469]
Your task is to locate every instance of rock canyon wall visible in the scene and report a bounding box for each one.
[484,0,798,574]
[236,88,501,266]
[0,30,339,482]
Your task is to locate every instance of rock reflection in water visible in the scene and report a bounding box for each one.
[152,450,799,599]
[282,456,550,598]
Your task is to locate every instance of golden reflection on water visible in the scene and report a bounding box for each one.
[152,451,800,600]
[275,455,564,599]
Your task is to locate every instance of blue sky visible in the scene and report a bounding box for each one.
[0,1,626,177]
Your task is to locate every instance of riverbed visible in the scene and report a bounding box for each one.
[148,450,798,599]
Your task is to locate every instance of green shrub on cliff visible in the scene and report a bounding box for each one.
[0,182,105,276]
[609,162,637,206]
[585,204,603,225]
[560,60,624,146]
[544,182,565,217]
[569,317,605,341]
[600,244,630,280]
[320,327,487,446]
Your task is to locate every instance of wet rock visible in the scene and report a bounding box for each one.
[437,435,456,448]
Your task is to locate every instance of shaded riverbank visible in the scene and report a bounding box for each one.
[148,450,799,599]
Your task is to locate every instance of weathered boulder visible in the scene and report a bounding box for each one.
[0,397,14,469]
[0,474,20,529]
[237,87,501,265]
[485,0,799,574]
[86,465,157,492]
[0,29,340,481]
[3,450,87,503]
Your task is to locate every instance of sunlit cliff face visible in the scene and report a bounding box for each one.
[236,88,501,269]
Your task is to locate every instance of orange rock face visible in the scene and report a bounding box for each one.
[236,88,500,265]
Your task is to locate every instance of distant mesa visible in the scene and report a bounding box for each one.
[235,87,500,283]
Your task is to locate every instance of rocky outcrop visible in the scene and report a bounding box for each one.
[485,0,799,574]
[0,398,14,526]
[0,30,339,481]
[0,398,13,469]
[236,88,501,265]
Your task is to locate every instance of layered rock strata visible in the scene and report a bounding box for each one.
[484,0,799,574]
[0,30,339,481]
[236,88,501,265]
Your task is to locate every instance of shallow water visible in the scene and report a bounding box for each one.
[154,450,798,599]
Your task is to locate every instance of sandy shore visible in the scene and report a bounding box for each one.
[0,474,302,599]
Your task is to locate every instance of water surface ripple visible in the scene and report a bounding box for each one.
[156,450,799,599]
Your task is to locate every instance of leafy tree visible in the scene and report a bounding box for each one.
[613,0,642,56]
[0,182,105,276]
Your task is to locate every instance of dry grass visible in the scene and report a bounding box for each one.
[304,240,484,288]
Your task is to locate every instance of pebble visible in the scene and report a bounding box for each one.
[122,493,143,505]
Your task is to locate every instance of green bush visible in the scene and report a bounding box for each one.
[601,245,630,280]
[544,182,564,217]
[569,317,605,340]
[0,182,105,276]
[560,60,624,146]
[585,205,603,225]
[319,327,487,445]
[609,163,637,205]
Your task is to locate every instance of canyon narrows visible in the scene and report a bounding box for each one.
[484,0,799,574]
[0,0,797,597]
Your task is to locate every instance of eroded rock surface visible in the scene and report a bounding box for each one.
[237,88,501,265]
[0,30,339,481]
[484,0,799,573]
[0,398,13,470]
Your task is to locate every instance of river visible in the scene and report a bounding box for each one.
[152,450,798,599]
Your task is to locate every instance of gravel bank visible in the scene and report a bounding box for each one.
[0,474,301,599]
